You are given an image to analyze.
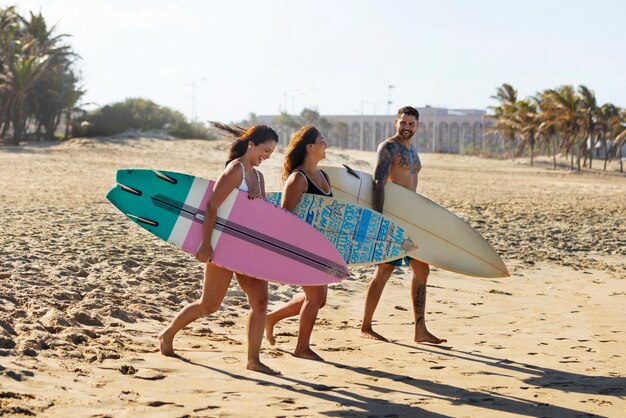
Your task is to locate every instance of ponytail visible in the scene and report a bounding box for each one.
[208,121,279,166]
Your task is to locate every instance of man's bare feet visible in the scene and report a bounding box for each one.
[414,328,447,344]
[359,327,389,342]
[246,361,281,375]
[294,347,324,362]
[265,318,276,346]
[158,330,176,357]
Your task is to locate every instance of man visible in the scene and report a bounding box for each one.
[360,106,446,344]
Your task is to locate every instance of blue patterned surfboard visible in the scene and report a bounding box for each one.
[266,192,416,265]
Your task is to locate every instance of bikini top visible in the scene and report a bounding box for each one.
[294,169,333,197]
[237,160,260,192]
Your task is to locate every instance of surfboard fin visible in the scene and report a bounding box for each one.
[127,214,159,227]
[342,164,361,179]
[119,184,142,196]
[152,169,178,184]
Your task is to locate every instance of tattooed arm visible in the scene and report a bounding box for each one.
[372,142,396,214]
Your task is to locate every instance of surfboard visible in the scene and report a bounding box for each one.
[320,164,509,278]
[265,192,416,266]
[106,169,350,285]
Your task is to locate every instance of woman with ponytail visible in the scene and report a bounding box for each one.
[159,122,280,375]
[265,125,332,361]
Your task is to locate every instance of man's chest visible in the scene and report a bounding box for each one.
[393,147,421,173]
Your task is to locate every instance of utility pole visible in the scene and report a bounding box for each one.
[384,85,395,139]
[362,100,385,150]
[360,100,364,150]
[432,106,437,152]
[190,78,207,121]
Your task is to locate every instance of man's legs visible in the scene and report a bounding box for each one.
[360,263,396,341]
[409,259,447,344]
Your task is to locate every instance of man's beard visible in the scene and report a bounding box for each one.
[399,130,414,140]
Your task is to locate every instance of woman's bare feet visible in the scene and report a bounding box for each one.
[294,347,324,362]
[265,317,276,346]
[359,326,389,342]
[246,360,281,375]
[158,330,176,357]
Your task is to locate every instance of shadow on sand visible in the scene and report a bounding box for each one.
[177,347,601,417]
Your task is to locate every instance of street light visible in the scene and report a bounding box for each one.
[190,78,208,122]
[362,100,386,150]
[291,90,304,114]
[282,89,303,114]
[384,85,395,139]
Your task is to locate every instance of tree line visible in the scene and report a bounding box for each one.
[0,6,82,145]
[3,5,624,171]
[0,6,213,145]
[489,83,626,172]
[242,108,349,148]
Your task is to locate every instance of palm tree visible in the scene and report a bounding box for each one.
[0,52,51,145]
[606,108,626,172]
[272,111,299,146]
[540,86,583,171]
[0,6,20,140]
[577,85,598,168]
[22,10,76,141]
[0,7,76,145]
[534,90,560,169]
[488,83,518,158]
[513,98,541,166]
[614,128,626,173]
[595,103,620,171]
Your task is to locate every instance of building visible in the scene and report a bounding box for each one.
[257,106,501,154]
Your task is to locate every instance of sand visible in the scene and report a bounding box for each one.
[0,135,624,417]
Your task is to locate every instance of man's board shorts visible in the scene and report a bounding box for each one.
[387,256,416,267]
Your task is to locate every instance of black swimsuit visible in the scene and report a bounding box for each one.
[294,170,333,197]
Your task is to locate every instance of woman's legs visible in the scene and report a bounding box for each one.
[294,285,327,361]
[265,294,305,345]
[235,274,280,375]
[159,263,233,356]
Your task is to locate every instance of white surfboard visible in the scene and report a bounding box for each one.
[320,164,509,278]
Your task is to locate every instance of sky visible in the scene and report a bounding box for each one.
[6,0,626,123]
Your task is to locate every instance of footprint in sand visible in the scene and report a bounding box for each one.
[320,346,359,352]
[118,365,137,375]
[580,398,613,406]
[221,392,241,401]
[118,391,140,402]
[193,405,220,412]
[134,370,166,381]
[146,401,181,407]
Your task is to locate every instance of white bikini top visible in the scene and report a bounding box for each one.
[237,160,260,192]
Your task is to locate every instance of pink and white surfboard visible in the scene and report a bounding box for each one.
[108,170,350,285]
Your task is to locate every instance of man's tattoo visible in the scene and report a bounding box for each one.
[396,143,420,174]
[373,144,394,213]
[374,143,395,183]
[413,283,426,326]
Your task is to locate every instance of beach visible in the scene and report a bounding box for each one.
[1,136,625,417]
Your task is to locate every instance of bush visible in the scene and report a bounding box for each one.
[80,97,215,139]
